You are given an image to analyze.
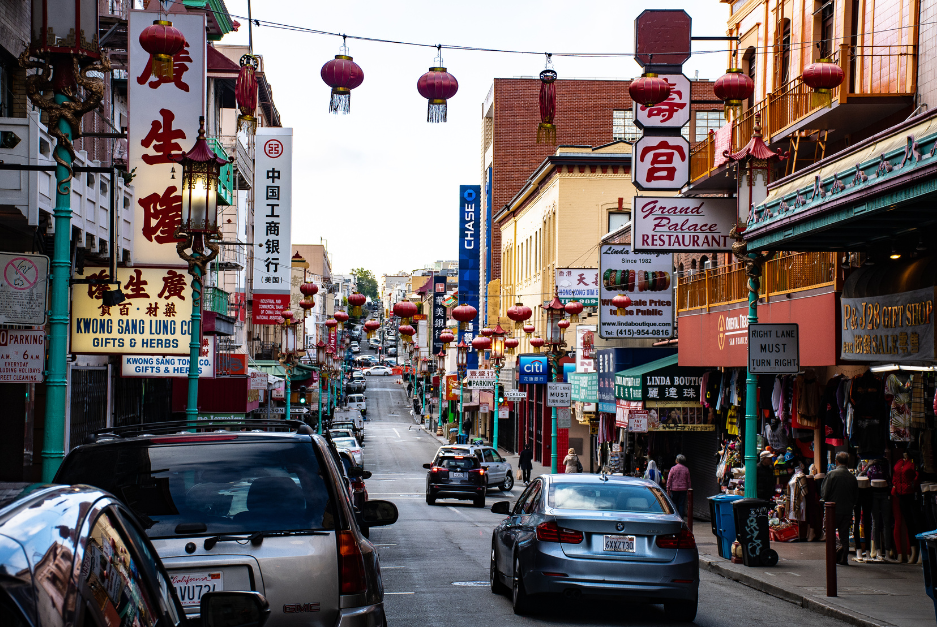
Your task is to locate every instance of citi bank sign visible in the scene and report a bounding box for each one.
[518,355,548,384]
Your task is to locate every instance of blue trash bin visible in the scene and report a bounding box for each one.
[916,530,937,622]
[709,494,745,559]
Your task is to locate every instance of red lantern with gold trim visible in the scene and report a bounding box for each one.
[452,303,477,331]
[300,282,319,297]
[714,67,754,121]
[321,49,364,114]
[471,335,491,351]
[236,55,259,133]
[629,72,671,107]
[564,300,583,324]
[417,47,458,123]
[348,292,366,317]
[529,335,545,353]
[439,329,455,349]
[802,59,845,109]
[139,20,185,81]
[504,337,519,355]
[612,293,633,316]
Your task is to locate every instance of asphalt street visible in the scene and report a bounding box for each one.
[356,361,854,627]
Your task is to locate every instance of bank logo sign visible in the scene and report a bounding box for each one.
[518,354,548,384]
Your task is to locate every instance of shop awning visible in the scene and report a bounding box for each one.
[251,360,316,385]
[614,355,679,401]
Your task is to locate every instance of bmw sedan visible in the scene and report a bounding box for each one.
[489,474,698,620]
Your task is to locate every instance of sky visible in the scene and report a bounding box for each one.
[218,1,731,277]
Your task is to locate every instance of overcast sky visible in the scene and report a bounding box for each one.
[219,1,731,277]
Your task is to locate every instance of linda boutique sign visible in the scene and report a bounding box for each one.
[841,286,934,361]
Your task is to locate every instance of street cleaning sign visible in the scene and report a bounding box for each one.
[0,329,45,382]
[0,253,48,325]
[748,323,799,374]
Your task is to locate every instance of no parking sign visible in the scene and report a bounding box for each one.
[0,252,48,325]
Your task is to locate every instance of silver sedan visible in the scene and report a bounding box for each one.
[489,474,699,620]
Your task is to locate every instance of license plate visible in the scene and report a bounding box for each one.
[450,472,466,479]
[171,571,224,607]
[603,535,636,553]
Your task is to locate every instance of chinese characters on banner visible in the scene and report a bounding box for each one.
[459,185,481,368]
[252,128,293,323]
[631,196,736,252]
[70,267,195,354]
[128,11,206,264]
[634,75,691,129]
[633,135,690,191]
[431,275,448,355]
[841,287,935,362]
[555,268,599,306]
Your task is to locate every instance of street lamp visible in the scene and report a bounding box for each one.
[490,324,507,450]
[456,339,469,438]
[435,349,446,434]
[545,288,568,473]
[171,117,230,424]
[279,309,306,421]
[315,339,327,432]
[23,0,110,481]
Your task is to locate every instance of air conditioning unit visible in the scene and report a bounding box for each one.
[703,261,716,270]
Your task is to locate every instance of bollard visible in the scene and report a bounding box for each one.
[686,488,694,533]
[825,501,837,597]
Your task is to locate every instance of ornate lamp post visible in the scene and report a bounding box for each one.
[21,0,109,480]
[420,357,428,423]
[279,309,305,420]
[436,349,446,434]
[315,340,327,433]
[171,117,230,424]
[490,324,507,450]
[545,289,568,473]
[456,339,469,437]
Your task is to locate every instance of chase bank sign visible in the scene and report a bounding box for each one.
[518,354,548,384]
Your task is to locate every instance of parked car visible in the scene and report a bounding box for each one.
[382,357,398,367]
[436,445,514,491]
[424,454,487,507]
[369,338,381,349]
[337,450,370,510]
[334,407,366,435]
[348,393,367,415]
[351,342,361,353]
[333,435,364,466]
[365,366,393,376]
[55,420,398,625]
[347,379,366,394]
[332,419,365,444]
[385,347,398,356]
[489,475,698,619]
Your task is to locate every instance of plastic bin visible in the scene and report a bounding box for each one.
[732,498,778,567]
[916,530,937,622]
[709,494,744,559]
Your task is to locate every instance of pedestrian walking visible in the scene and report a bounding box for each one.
[666,454,692,518]
[563,448,582,473]
[519,443,534,484]
[821,451,859,565]
[757,450,777,501]
[643,460,664,487]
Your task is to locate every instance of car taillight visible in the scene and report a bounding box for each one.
[536,520,583,544]
[656,527,696,550]
[338,530,367,595]
[430,466,445,474]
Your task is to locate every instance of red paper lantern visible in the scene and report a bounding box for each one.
[334,310,349,324]
[299,299,314,311]
[471,336,491,351]
[538,67,557,144]
[507,302,533,332]
[398,324,416,341]
[714,67,754,120]
[417,61,459,123]
[612,294,633,316]
[300,282,319,297]
[629,72,671,107]
[802,59,844,108]
[348,292,366,317]
[325,318,338,329]
[480,327,493,338]
[139,20,186,81]
[452,303,477,331]
[280,309,294,321]
[393,300,418,322]
[236,55,259,133]
[564,300,583,323]
[529,335,545,353]
[364,319,380,338]
[504,337,519,355]
[439,330,455,348]
[321,53,364,114]
[523,323,536,337]
[558,319,570,330]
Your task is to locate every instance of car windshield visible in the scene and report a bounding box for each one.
[437,457,477,471]
[548,483,674,514]
[56,440,337,537]
[333,437,359,449]
[330,430,354,439]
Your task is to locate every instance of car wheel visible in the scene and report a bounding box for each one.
[490,546,509,595]
[512,556,532,615]
[500,473,514,492]
[663,596,698,622]
[425,494,435,505]
[473,496,485,508]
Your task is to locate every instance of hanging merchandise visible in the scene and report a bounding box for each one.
[417,46,458,123]
[802,57,845,109]
[537,55,557,144]
[236,54,259,132]
[320,39,365,114]
[139,19,185,81]
[713,67,754,120]
[886,373,912,442]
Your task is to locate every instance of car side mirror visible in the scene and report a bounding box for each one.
[490,500,512,515]
[200,591,270,627]
[423,463,432,469]
[361,499,398,526]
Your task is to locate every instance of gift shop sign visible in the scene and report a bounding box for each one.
[632,197,735,253]
[0,329,45,382]
[71,267,194,354]
[128,11,206,265]
[252,128,293,324]
[841,287,934,362]
[121,337,215,377]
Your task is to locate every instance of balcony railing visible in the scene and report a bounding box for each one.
[204,286,231,316]
[207,138,234,206]
[676,252,838,312]
[689,134,719,183]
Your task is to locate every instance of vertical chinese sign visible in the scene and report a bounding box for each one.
[252,128,293,324]
[432,275,448,355]
[459,185,481,369]
[129,11,206,265]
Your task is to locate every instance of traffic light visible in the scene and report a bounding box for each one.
[497,384,505,406]
[298,386,307,405]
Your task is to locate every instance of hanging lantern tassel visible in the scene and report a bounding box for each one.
[139,20,185,81]
[236,55,259,133]
[321,53,364,115]
[537,68,557,144]
[418,64,459,124]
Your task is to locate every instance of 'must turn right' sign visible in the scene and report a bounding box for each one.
[748,323,799,374]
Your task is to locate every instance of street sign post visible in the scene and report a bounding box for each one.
[505,389,527,401]
[748,323,799,374]
[466,369,496,389]
[547,382,572,407]
[0,329,45,382]
[0,252,49,325]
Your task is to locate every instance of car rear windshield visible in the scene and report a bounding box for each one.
[333,438,358,449]
[56,440,337,537]
[548,483,673,514]
[437,456,478,470]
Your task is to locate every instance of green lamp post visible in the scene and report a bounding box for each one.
[490,324,507,450]
[544,289,568,474]
[315,340,328,433]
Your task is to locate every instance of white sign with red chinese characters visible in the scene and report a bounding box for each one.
[70,267,196,354]
[632,196,736,252]
[632,136,690,191]
[128,11,206,265]
[0,329,45,383]
[634,74,691,129]
[252,128,293,324]
[555,268,599,306]
[120,337,215,377]
[576,325,596,373]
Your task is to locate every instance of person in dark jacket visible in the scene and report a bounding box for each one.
[757,451,777,501]
[519,443,534,484]
[821,451,859,565]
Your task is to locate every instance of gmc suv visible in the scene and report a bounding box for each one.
[55,420,398,626]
